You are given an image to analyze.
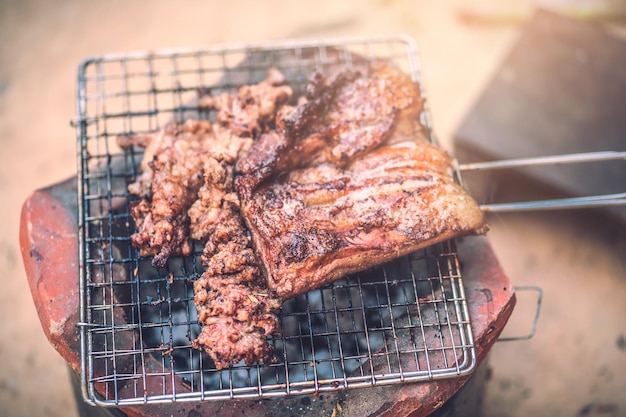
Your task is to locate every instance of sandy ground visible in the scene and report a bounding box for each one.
[1,1,625,416]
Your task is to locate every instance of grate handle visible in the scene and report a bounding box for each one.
[458,151,626,212]
[497,285,543,342]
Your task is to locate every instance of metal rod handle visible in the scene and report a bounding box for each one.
[480,192,626,213]
[458,150,626,212]
[498,285,543,342]
[458,150,626,172]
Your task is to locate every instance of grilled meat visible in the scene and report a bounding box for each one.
[192,209,280,369]
[121,69,290,368]
[122,63,486,368]
[199,67,292,138]
[236,64,486,299]
[235,64,427,195]
[120,120,212,267]
[121,66,293,267]
[188,139,281,370]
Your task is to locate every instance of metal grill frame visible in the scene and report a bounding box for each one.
[75,35,477,407]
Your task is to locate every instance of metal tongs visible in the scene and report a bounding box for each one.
[457,151,626,212]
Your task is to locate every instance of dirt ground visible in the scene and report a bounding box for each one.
[1,1,625,416]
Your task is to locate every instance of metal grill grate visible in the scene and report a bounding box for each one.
[75,35,477,407]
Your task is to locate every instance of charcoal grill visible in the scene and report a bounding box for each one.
[74,35,480,406]
[74,34,626,408]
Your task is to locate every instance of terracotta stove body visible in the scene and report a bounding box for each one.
[20,177,515,417]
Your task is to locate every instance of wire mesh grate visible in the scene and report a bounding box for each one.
[75,35,476,406]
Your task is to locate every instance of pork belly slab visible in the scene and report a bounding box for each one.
[236,64,487,300]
